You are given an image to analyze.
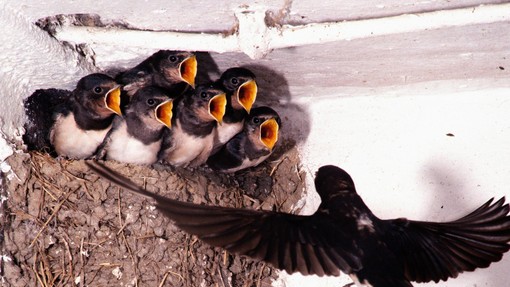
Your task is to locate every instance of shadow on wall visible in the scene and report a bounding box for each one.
[195,52,221,85]
[422,161,496,286]
[422,161,471,219]
[242,63,311,157]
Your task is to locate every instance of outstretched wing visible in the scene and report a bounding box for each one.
[384,197,510,283]
[86,161,362,276]
[155,198,364,276]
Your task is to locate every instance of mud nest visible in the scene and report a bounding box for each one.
[2,141,306,287]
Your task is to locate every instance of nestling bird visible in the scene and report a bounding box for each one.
[95,86,173,165]
[87,162,510,287]
[49,73,122,159]
[212,67,258,151]
[23,88,71,155]
[159,85,227,167]
[207,106,281,173]
[116,50,197,97]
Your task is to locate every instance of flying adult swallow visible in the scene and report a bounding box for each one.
[49,73,121,159]
[95,86,173,165]
[207,106,280,173]
[116,50,197,97]
[159,85,226,167]
[87,162,510,287]
[212,67,258,151]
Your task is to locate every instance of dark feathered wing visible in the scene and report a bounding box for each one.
[86,161,362,277]
[384,197,510,283]
[155,200,364,277]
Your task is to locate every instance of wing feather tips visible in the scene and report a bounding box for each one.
[294,242,310,275]
[257,237,347,277]
[393,197,510,283]
[86,161,152,197]
[315,246,341,276]
[440,196,510,270]
[281,241,294,274]
[454,197,508,224]
[455,197,496,222]
[304,244,325,276]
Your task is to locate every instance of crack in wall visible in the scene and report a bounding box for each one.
[35,3,510,62]
[265,0,293,28]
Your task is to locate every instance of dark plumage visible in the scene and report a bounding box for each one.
[207,106,281,173]
[46,73,121,159]
[116,50,197,97]
[87,162,510,287]
[95,86,173,164]
[213,67,258,151]
[158,84,226,167]
[23,88,70,155]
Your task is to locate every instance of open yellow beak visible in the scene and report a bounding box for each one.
[155,99,173,128]
[236,79,257,113]
[260,118,279,150]
[104,86,122,115]
[208,93,227,123]
[179,55,197,88]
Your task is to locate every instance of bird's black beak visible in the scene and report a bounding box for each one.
[260,118,279,150]
[104,86,122,115]
[155,99,173,128]
[208,93,227,124]
[236,80,257,113]
[179,55,197,88]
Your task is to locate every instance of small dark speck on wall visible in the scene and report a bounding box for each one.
[499,66,505,70]
[446,133,455,137]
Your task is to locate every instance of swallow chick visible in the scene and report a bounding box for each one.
[159,85,226,167]
[212,67,258,151]
[23,88,71,155]
[49,73,121,159]
[116,50,197,97]
[96,86,173,165]
[207,106,280,173]
[87,162,510,287]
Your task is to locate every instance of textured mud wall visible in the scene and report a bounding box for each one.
[3,144,305,287]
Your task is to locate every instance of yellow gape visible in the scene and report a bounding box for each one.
[155,99,173,128]
[180,55,198,88]
[260,118,279,150]
[105,86,122,115]
[208,93,227,123]
[237,80,257,113]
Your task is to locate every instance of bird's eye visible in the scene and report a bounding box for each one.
[253,117,260,124]
[231,78,239,85]
[147,99,156,106]
[94,87,102,94]
[200,92,208,99]
[169,55,178,62]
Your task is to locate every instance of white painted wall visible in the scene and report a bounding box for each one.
[1,1,510,286]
